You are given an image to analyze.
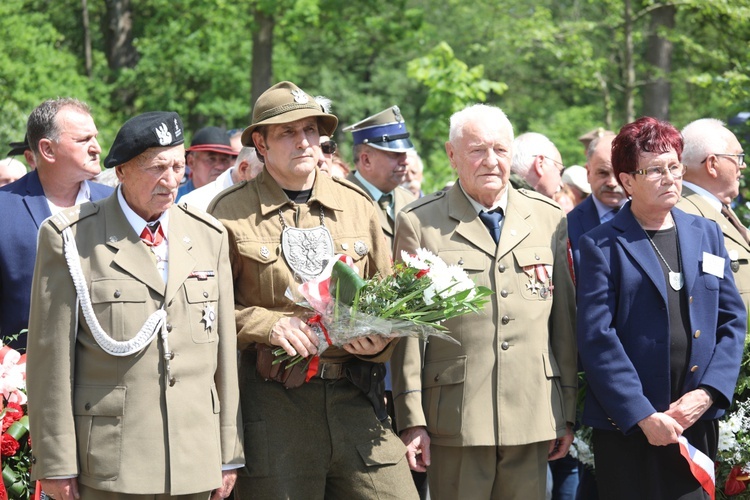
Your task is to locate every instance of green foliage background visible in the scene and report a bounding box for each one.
[2,0,748,195]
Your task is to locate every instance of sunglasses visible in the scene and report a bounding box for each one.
[321,140,337,155]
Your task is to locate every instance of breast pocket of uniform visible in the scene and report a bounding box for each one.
[422,356,467,437]
[90,279,149,340]
[438,250,489,287]
[512,247,555,301]
[185,279,220,343]
[235,240,281,307]
[74,385,126,481]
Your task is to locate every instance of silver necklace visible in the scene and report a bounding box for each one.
[278,205,334,281]
[644,224,683,291]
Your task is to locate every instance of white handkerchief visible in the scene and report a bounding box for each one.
[702,252,725,278]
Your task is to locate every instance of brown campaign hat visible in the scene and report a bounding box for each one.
[241,81,338,148]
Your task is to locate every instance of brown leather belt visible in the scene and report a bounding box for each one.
[316,361,346,380]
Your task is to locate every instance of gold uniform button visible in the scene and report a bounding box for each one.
[694,330,701,339]
[689,296,694,304]
[690,365,699,373]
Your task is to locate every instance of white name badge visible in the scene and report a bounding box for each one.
[702,252,725,279]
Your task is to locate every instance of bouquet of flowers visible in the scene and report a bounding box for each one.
[275,248,492,380]
[0,341,33,499]
[716,399,750,498]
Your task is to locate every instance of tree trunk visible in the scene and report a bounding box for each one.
[251,7,275,116]
[81,0,92,78]
[623,0,635,123]
[642,4,675,120]
[104,0,138,71]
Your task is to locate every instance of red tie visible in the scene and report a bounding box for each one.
[140,222,164,247]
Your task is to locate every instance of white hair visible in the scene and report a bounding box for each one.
[681,118,730,169]
[511,132,557,176]
[448,104,514,145]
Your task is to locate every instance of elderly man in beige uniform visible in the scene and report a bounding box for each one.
[677,118,750,316]
[392,104,577,500]
[27,111,243,500]
[209,81,417,500]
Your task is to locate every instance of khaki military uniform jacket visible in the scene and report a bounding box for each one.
[209,168,394,363]
[391,184,577,447]
[677,186,750,316]
[345,172,416,249]
[27,193,244,495]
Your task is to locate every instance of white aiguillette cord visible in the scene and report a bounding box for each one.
[62,227,165,356]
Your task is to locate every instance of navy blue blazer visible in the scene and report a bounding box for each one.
[577,202,746,435]
[566,195,601,280]
[0,171,112,346]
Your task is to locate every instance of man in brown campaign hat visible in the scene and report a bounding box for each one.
[343,106,417,248]
[209,81,418,499]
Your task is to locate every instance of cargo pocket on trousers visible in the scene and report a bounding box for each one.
[242,421,270,477]
[356,431,407,468]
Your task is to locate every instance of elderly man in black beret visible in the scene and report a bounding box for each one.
[26,111,244,500]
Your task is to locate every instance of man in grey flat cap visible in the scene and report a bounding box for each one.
[27,111,243,500]
[344,106,417,248]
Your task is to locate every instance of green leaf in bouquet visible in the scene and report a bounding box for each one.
[331,259,367,306]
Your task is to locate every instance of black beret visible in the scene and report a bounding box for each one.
[104,111,184,169]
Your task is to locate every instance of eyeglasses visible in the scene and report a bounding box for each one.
[538,155,565,174]
[700,153,745,167]
[321,140,337,155]
[631,163,686,181]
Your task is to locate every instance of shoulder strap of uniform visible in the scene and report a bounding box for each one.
[177,202,224,233]
[47,202,100,233]
[401,190,446,213]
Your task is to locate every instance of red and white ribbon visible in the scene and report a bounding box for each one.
[678,436,715,500]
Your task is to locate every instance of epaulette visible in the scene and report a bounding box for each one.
[401,190,446,213]
[47,202,100,233]
[517,188,563,211]
[207,180,248,212]
[331,176,372,201]
[178,201,224,232]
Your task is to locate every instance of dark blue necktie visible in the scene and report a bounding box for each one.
[478,209,504,244]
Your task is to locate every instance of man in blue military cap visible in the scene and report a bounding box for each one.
[27,111,243,500]
[344,106,417,248]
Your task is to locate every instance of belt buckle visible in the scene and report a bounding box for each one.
[318,362,343,380]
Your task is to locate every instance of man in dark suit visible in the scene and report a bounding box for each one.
[343,106,417,248]
[0,98,112,347]
[566,133,626,279]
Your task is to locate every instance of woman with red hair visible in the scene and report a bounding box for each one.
[576,117,746,499]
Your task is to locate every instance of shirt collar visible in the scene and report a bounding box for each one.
[591,194,624,221]
[117,185,170,238]
[682,181,723,212]
[353,171,386,201]
[46,179,94,215]
[459,182,509,215]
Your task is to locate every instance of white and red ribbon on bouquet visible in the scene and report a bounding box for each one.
[298,255,358,382]
[678,436,715,500]
[298,254,358,313]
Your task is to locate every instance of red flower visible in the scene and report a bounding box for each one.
[0,433,20,457]
[725,465,750,496]
[1,402,23,432]
[416,269,429,279]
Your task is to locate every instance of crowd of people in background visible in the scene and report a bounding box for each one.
[0,87,747,500]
